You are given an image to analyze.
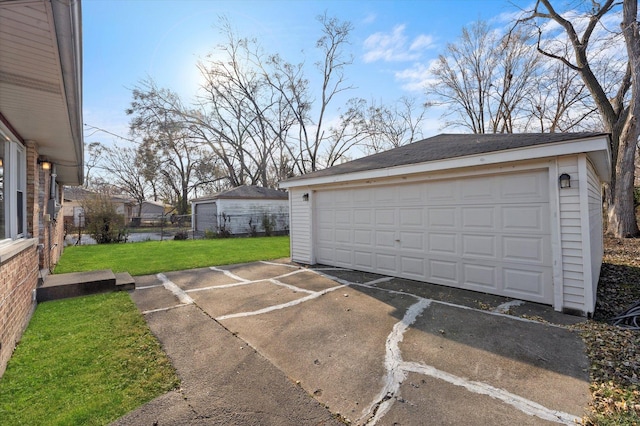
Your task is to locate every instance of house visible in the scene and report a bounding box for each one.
[0,0,83,375]
[63,187,134,227]
[191,185,289,236]
[132,200,172,225]
[280,133,611,316]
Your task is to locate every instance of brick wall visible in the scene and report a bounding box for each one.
[0,243,38,377]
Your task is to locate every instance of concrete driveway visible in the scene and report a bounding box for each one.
[113,259,590,426]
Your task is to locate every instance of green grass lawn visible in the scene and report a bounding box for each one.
[0,292,179,425]
[55,236,291,276]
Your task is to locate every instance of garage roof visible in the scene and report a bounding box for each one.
[192,185,288,202]
[280,133,611,188]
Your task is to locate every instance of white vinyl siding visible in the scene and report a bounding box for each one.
[289,187,312,264]
[557,156,585,311]
[215,198,289,235]
[586,158,604,312]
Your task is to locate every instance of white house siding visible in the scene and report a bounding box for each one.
[557,156,586,312]
[289,187,313,263]
[586,157,604,312]
[216,198,289,235]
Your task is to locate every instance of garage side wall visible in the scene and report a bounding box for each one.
[586,158,604,313]
[288,188,313,263]
[217,199,289,235]
[558,155,588,314]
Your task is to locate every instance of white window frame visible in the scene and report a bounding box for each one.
[0,130,27,245]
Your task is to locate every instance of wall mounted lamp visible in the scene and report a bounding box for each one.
[38,159,52,170]
[302,193,309,202]
[559,173,571,189]
[0,157,3,167]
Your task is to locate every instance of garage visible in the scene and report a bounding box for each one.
[280,133,611,315]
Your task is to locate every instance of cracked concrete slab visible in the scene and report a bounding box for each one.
[119,260,591,425]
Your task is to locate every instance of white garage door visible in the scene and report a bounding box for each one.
[195,202,217,233]
[314,170,553,304]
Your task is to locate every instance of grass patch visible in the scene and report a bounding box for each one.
[0,292,179,425]
[55,236,290,276]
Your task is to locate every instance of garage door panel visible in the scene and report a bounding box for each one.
[400,232,424,250]
[335,209,351,225]
[428,233,457,255]
[463,264,497,289]
[354,229,372,245]
[376,253,397,273]
[462,234,497,258]
[375,186,396,202]
[503,267,548,300]
[500,171,547,201]
[502,205,548,233]
[334,248,352,266]
[428,207,457,228]
[462,207,496,230]
[461,177,496,201]
[401,256,425,277]
[400,208,423,226]
[314,169,553,305]
[353,209,372,225]
[376,230,396,247]
[429,259,458,283]
[399,183,425,203]
[502,236,546,264]
[354,251,373,268]
[375,209,396,226]
[335,228,351,243]
[427,180,458,202]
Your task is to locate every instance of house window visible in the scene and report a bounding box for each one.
[0,133,27,244]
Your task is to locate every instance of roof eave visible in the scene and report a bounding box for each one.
[279,135,612,188]
[51,0,84,185]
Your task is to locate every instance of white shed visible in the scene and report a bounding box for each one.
[191,185,289,236]
[280,133,611,316]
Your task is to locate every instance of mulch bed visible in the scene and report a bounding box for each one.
[580,237,640,424]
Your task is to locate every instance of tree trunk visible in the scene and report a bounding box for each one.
[607,0,640,237]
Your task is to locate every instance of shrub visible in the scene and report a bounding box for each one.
[173,230,189,240]
[82,194,128,244]
[262,214,276,237]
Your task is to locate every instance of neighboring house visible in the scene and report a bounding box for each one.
[132,200,171,224]
[191,185,289,236]
[280,133,611,317]
[63,187,134,227]
[0,0,83,375]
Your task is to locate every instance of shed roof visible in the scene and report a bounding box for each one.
[192,185,288,202]
[280,133,611,187]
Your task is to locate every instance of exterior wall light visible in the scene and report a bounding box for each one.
[39,159,51,170]
[559,173,571,189]
[302,193,309,201]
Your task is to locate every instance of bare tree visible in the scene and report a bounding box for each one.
[83,141,104,189]
[427,20,541,134]
[520,0,639,237]
[101,144,149,213]
[128,81,211,214]
[349,96,427,154]
[265,13,357,173]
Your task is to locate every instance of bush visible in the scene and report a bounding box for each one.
[262,214,276,237]
[82,194,128,244]
[173,230,189,240]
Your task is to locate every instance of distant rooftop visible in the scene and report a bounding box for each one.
[192,185,288,202]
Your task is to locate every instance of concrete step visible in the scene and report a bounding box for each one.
[37,269,136,302]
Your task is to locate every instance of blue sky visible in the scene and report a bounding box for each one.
[82,0,523,146]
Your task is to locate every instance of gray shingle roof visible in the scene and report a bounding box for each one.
[282,132,609,183]
[192,185,288,202]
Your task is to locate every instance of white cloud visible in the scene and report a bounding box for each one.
[363,24,435,63]
[394,61,437,93]
[362,12,376,25]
